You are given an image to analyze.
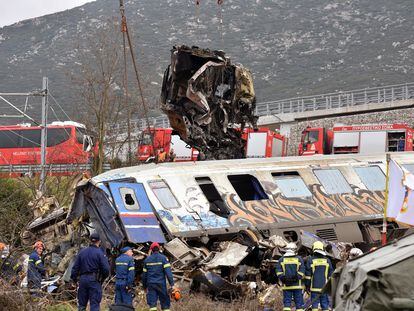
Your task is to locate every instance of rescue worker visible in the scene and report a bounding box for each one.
[142,242,175,311]
[276,242,305,311]
[71,233,110,311]
[305,241,333,311]
[0,244,22,285]
[27,241,46,294]
[348,248,363,260]
[115,246,135,306]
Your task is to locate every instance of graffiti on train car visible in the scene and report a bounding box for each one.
[227,185,384,227]
[153,180,384,233]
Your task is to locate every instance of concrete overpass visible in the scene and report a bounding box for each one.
[109,82,414,137]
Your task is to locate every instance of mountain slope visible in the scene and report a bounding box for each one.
[0,0,413,122]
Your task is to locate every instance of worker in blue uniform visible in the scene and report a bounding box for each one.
[305,241,333,311]
[27,241,46,294]
[0,243,22,285]
[142,242,175,311]
[276,242,305,311]
[115,246,135,306]
[71,233,110,311]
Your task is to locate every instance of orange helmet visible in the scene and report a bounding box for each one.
[170,287,181,301]
[33,241,45,250]
[0,242,6,251]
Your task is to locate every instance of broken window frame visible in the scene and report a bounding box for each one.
[195,176,230,217]
[354,166,386,191]
[148,180,180,210]
[272,172,312,198]
[119,187,141,211]
[313,168,352,195]
[227,174,269,201]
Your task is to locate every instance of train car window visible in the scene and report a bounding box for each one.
[149,180,180,209]
[76,127,86,144]
[195,177,230,217]
[403,164,414,174]
[0,130,21,148]
[272,172,312,198]
[227,174,268,201]
[354,166,386,191]
[313,169,352,194]
[119,187,140,210]
[20,129,41,147]
[47,128,71,147]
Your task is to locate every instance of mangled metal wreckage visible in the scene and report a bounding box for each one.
[67,152,414,297]
[160,45,257,160]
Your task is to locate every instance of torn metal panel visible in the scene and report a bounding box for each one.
[163,238,202,267]
[160,45,258,160]
[67,181,125,248]
[205,242,249,269]
[300,230,341,260]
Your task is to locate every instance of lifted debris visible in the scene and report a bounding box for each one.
[160,45,258,160]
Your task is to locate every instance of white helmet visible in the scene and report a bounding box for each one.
[349,248,363,260]
[284,242,298,256]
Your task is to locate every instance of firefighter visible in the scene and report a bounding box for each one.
[276,242,305,311]
[0,243,22,285]
[27,241,46,294]
[115,246,135,306]
[305,241,333,311]
[348,248,363,260]
[142,242,175,311]
[71,233,110,311]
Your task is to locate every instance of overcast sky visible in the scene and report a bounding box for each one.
[0,0,96,27]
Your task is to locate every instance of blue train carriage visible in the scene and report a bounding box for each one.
[68,152,414,250]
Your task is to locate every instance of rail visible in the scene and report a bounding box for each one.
[109,82,414,133]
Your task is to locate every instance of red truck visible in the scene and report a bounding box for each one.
[299,124,414,156]
[136,127,288,162]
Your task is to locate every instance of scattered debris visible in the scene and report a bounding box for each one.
[160,45,258,160]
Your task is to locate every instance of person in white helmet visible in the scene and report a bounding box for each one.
[276,242,305,311]
[348,248,363,260]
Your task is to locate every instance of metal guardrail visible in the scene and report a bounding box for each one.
[0,163,111,174]
[109,82,414,133]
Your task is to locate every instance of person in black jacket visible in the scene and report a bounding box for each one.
[71,233,110,311]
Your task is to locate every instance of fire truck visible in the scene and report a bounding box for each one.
[299,124,414,156]
[136,127,287,162]
[0,121,95,175]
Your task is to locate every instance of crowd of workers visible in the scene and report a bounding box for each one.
[0,235,365,311]
[275,241,363,311]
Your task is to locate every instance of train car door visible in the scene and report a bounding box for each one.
[108,182,166,243]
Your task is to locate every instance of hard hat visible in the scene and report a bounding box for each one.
[170,287,181,301]
[89,233,100,242]
[150,242,160,251]
[312,241,324,251]
[33,241,44,249]
[0,242,6,251]
[349,248,363,260]
[284,242,297,256]
[120,246,132,253]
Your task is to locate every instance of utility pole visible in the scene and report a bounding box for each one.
[39,77,48,193]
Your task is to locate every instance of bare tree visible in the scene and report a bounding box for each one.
[71,21,130,174]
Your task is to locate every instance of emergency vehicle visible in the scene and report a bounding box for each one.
[299,124,414,156]
[136,127,287,162]
[0,121,95,175]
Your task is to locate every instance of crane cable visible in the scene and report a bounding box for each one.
[119,0,152,134]
[119,0,155,161]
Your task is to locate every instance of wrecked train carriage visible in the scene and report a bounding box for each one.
[160,45,257,160]
[68,152,414,250]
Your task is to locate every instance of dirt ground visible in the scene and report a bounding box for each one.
[0,284,283,311]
